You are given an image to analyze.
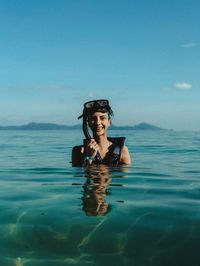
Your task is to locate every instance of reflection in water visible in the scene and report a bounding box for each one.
[82,165,112,216]
[82,165,129,216]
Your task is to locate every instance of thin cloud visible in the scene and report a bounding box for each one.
[163,87,172,92]
[181,42,197,48]
[174,82,192,90]
[88,92,97,98]
[34,85,67,91]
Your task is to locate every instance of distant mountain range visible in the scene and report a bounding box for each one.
[0,122,166,130]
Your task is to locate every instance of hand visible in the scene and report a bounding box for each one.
[86,139,99,158]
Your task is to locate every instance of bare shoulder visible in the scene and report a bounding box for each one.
[72,145,84,166]
[120,145,131,164]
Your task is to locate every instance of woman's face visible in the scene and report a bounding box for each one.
[88,111,111,136]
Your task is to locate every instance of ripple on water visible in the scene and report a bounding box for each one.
[0,130,200,265]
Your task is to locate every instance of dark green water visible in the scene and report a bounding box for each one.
[0,130,200,266]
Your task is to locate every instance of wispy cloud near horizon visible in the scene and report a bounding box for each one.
[174,82,192,90]
[181,42,197,48]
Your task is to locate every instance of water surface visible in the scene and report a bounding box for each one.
[0,130,200,266]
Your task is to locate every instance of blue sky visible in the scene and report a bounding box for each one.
[0,0,199,130]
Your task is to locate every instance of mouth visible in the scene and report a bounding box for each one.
[94,126,104,132]
[96,127,103,131]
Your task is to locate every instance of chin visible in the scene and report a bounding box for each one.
[94,130,104,136]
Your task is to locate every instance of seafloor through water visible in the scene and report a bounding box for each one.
[0,130,200,266]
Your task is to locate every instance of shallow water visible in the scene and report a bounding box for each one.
[0,130,200,266]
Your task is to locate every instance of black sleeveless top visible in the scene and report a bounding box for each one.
[84,137,125,166]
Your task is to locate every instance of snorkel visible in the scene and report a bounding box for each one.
[78,99,113,140]
[82,110,92,140]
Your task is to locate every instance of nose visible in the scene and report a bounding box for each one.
[96,116,101,125]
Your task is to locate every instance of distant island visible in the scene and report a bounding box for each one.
[0,122,166,130]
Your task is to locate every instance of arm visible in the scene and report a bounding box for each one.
[72,146,84,167]
[83,139,99,165]
[120,145,131,165]
[72,139,99,167]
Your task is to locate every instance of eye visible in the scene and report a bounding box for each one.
[89,116,96,123]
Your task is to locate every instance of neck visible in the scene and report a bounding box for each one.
[94,134,109,148]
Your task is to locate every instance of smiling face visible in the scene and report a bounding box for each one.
[88,111,111,137]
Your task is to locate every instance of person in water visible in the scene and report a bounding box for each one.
[72,99,131,166]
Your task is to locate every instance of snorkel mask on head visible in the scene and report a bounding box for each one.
[78,99,113,139]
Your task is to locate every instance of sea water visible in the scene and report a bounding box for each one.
[0,129,200,266]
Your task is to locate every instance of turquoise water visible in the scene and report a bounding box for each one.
[0,130,200,266]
